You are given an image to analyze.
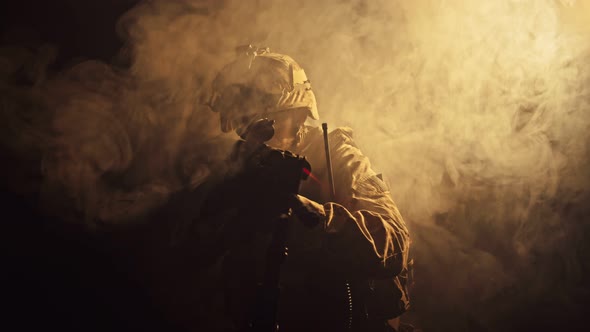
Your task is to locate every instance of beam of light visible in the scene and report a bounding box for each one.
[302,167,321,184]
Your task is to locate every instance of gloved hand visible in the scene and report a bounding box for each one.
[289,194,326,228]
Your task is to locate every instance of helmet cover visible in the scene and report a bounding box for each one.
[209,46,319,133]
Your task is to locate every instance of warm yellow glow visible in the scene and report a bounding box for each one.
[4,3,585,326]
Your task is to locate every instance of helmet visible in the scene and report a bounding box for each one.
[209,45,319,133]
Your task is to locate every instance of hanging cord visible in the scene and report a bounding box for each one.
[322,123,353,330]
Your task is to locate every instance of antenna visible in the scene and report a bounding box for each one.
[322,123,336,201]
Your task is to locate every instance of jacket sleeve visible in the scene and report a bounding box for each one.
[311,128,410,279]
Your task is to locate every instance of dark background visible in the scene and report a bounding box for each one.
[0,0,137,67]
[2,1,589,332]
[1,1,169,331]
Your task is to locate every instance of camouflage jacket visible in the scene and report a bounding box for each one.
[196,125,411,332]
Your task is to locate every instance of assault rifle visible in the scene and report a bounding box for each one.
[201,119,379,331]
[238,119,311,332]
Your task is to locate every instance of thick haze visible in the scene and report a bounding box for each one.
[2,0,589,330]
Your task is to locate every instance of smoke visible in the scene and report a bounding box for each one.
[2,0,590,330]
